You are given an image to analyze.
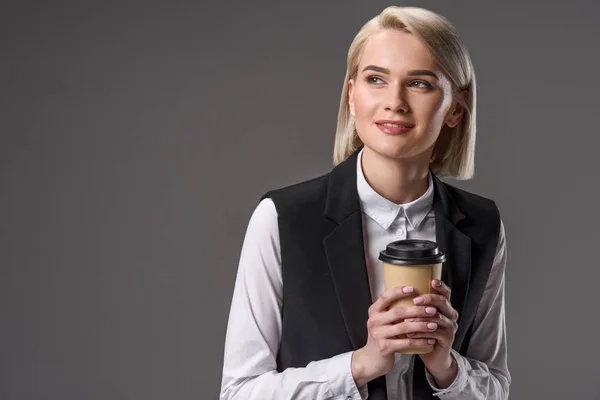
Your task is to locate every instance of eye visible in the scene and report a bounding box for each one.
[366,75,385,84]
[408,80,433,89]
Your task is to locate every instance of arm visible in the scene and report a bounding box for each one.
[220,198,367,400]
[426,219,511,399]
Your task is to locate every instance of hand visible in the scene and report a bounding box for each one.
[351,285,440,387]
[407,279,459,387]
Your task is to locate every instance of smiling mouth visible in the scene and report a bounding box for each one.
[375,122,415,135]
[376,122,414,128]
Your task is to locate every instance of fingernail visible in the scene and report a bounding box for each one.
[427,322,438,330]
[405,318,415,322]
[413,297,424,305]
[434,280,442,287]
[425,307,437,315]
[428,339,436,344]
[402,286,414,293]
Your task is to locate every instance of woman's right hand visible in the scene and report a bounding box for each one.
[350,285,439,387]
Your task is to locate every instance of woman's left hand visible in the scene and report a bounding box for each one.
[406,279,459,387]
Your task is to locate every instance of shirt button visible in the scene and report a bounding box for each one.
[398,229,404,235]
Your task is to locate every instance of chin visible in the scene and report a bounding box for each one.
[361,129,436,163]
[364,141,412,159]
[365,141,435,166]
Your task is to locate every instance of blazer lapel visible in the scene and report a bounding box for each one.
[431,175,472,351]
[323,148,389,399]
[323,149,372,350]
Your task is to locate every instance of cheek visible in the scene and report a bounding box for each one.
[415,96,447,123]
[353,89,379,119]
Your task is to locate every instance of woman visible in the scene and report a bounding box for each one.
[220,6,510,400]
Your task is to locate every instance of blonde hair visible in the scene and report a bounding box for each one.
[333,6,476,180]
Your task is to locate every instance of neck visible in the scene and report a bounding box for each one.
[360,146,431,205]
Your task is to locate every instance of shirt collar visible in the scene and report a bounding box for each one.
[356,148,434,230]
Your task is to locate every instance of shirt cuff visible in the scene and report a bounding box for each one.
[425,350,468,399]
[325,351,368,400]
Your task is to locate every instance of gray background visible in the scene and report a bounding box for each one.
[2,0,599,399]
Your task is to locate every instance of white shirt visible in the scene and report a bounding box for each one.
[220,149,511,399]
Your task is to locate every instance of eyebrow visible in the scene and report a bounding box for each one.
[361,65,439,80]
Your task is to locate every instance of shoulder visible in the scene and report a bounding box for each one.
[442,181,500,221]
[260,173,331,217]
[441,181,503,245]
[243,197,279,247]
[250,197,278,227]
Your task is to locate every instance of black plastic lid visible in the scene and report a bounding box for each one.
[378,239,446,266]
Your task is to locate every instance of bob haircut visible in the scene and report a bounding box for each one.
[333,6,476,180]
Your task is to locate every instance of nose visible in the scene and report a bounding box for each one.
[384,88,409,113]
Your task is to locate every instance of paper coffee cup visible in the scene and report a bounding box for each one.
[378,239,446,354]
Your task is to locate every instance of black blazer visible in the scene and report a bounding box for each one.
[261,148,501,400]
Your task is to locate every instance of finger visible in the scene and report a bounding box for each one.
[405,331,450,348]
[405,314,456,337]
[406,328,454,347]
[412,293,458,321]
[376,320,439,339]
[431,279,451,300]
[370,306,438,327]
[411,313,454,326]
[438,313,458,334]
[368,285,415,316]
[377,337,437,355]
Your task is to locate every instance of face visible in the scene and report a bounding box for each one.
[348,29,464,163]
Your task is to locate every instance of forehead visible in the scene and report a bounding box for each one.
[358,29,438,72]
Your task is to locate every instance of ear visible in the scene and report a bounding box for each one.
[348,79,355,117]
[445,90,468,128]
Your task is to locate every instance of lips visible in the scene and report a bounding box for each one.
[375,120,415,135]
[375,120,415,128]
